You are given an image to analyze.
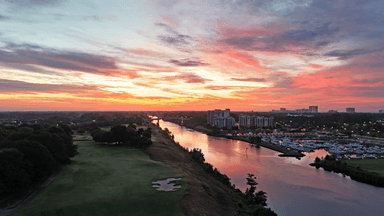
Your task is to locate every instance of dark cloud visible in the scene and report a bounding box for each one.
[155,22,195,49]
[0,62,57,75]
[5,0,63,8]
[224,37,256,50]
[325,48,381,60]
[0,14,9,20]
[281,22,339,42]
[231,78,266,82]
[223,22,340,53]
[174,73,210,84]
[169,59,209,67]
[0,43,118,75]
[158,34,193,46]
[0,78,99,94]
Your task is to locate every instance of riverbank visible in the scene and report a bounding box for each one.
[147,123,276,215]
[310,157,384,187]
[166,119,304,157]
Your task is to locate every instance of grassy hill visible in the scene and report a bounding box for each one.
[16,135,186,216]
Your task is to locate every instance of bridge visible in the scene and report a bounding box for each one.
[152,116,191,125]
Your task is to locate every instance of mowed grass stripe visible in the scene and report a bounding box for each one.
[17,140,186,216]
[345,158,384,177]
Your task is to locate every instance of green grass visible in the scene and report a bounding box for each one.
[345,158,384,177]
[17,140,186,216]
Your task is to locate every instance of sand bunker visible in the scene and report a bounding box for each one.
[152,178,182,191]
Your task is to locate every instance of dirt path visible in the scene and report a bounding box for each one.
[0,167,63,216]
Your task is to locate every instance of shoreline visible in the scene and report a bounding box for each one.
[148,122,277,215]
[164,120,305,158]
[310,160,384,188]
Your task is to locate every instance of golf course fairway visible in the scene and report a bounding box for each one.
[16,138,186,216]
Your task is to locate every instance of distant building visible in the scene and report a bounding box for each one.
[379,110,384,114]
[346,108,355,113]
[207,109,235,129]
[328,110,338,113]
[280,108,286,112]
[309,106,318,113]
[239,114,274,128]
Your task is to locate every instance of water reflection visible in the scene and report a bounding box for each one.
[157,120,384,216]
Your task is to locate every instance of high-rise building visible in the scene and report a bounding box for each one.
[309,106,318,113]
[207,109,234,129]
[379,110,383,114]
[346,108,355,113]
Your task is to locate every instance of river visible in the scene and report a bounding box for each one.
[157,120,384,216]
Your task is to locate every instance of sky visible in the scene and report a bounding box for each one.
[1,0,384,112]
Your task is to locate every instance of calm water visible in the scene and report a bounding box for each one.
[157,120,384,216]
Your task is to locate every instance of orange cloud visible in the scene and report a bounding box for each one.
[129,49,161,56]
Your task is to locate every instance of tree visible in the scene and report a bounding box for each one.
[245,173,268,207]
[0,148,32,195]
[77,128,86,134]
[29,132,70,164]
[58,123,73,136]
[1,140,55,180]
[111,125,128,144]
[137,128,144,136]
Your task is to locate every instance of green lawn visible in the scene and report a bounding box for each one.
[17,140,186,216]
[345,158,384,177]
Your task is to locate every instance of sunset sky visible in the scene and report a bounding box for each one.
[1,0,384,112]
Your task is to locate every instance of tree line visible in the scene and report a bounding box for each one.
[89,124,152,148]
[311,155,384,187]
[0,124,78,196]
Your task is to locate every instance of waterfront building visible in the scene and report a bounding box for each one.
[239,114,251,128]
[207,109,235,129]
[346,107,355,113]
[239,114,274,128]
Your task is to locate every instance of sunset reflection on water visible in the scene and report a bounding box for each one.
[158,120,384,216]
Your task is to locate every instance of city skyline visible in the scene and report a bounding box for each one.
[1,0,384,112]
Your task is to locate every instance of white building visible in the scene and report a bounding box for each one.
[239,114,274,128]
[207,109,235,129]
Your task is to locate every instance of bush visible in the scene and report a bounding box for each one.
[252,205,277,216]
[189,148,205,164]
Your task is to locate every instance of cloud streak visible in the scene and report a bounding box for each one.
[169,59,209,67]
